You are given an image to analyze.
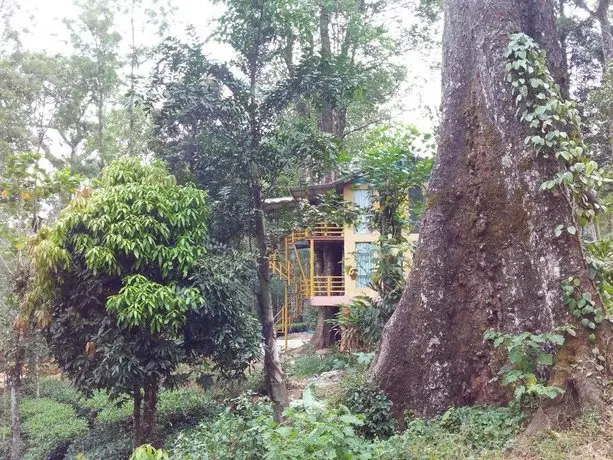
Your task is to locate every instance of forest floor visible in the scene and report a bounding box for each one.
[279,341,613,459]
[7,338,613,459]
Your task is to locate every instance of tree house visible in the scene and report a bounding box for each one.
[265,177,419,350]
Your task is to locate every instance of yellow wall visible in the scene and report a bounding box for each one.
[341,182,418,299]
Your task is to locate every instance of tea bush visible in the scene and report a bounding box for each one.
[20,397,88,460]
[66,423,132,460]
[157,387,220,428]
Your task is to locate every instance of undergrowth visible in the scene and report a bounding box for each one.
[286,348,350,378]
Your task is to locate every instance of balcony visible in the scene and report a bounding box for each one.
[290,223,343,243]
[312,275,345,296]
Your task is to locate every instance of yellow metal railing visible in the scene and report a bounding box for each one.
[312,275,345,296]
[290,223,343,242]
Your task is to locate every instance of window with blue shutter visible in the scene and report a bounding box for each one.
[352,189,371,234]
[355,242,373,288]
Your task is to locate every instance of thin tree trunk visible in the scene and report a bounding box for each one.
[9,334,23,460]
[248,0,289,423]
[253,175,289,422]
[141,381,157,445]
[371,0,608,424]
[128,0,137,157]
[316,1,346,183]
[34,352,40,398]
[594,0,613,159]
[9,384,21,460]
[132,385,142,449]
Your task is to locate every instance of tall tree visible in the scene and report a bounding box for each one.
[62,0,122,171]
[148,21,296,422]
[371,0,611,427]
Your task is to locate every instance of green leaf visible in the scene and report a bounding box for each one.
[536,353,553,366]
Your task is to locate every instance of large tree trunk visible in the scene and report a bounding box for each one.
[311,307,338,349]
[371,0,610,423]
[311,244,341,349]
[594,0,613,68]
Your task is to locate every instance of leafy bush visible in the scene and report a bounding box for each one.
[302,302,318,330]
[335,296,382,348]
[20,397,88,460]
[342,381,395,439]
[25,377,81,406]
[242,368,266,394]
[267,405,376,459]
[171,396,273,460]
[67,387,219,459]
[171,392,377,460]
[95,399,133,426]
[288,322,310,333]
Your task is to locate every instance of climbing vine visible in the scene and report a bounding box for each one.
[505,33,606,230]
[506,33,609,326]
[485,34,610,398]
[561,276,603,339]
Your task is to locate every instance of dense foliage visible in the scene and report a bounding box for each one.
[26,158,260,444]
[3,0,613,458]
[169,393,525,460]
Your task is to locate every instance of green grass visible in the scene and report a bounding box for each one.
[287,349,350,378]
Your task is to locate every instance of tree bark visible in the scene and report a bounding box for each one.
[9,384,21,460]
[142,380,157,446]
[253,176,290,422]
[132,385,142,449]
[595,0,613,68]
[311,307,337,349]
[371,0,609,422]
[9,333,24,460]
[311,244,341,349]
